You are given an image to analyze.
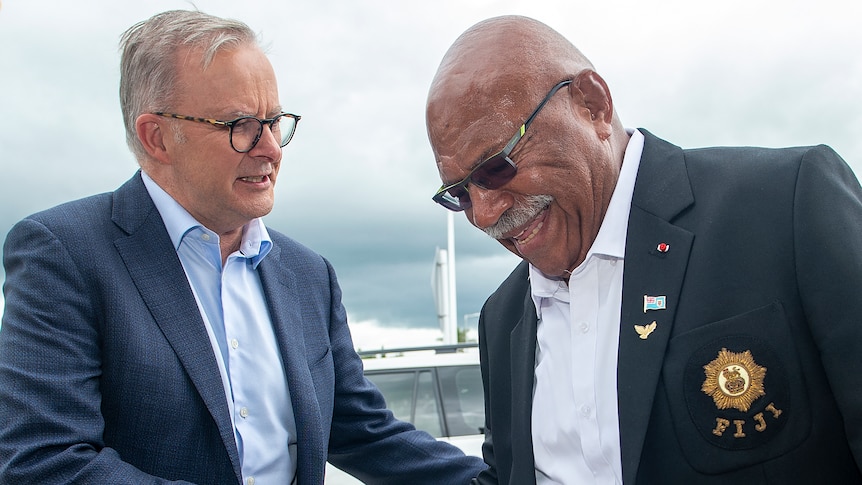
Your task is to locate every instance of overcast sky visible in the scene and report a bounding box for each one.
[1,0,860,348]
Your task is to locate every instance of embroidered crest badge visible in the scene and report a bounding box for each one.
[701,348,767,412]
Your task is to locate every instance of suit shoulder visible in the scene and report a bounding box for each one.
[677,145,850,203]
[267,229,322,260]
[683,144,841,174]
[265,228,333,274]
[641,129,843,168]
[16,191,114,235]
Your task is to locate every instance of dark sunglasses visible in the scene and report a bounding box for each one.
[432,79,573,211]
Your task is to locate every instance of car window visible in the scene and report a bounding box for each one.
[413,370,443,437]
[325,348,484,485]
[366,372,414,424]
[366,369,443,438]
[454,366,484,433]
[437,365,484,436]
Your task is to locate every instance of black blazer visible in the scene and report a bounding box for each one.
[473,130,862,484]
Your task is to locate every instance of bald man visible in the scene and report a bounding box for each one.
[425,15,862,485]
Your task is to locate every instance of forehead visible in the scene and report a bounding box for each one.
[173,44,279,115]
[429,81,533,178]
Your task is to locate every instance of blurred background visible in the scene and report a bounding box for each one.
[1,0,860,349]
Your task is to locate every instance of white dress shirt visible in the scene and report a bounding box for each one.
[143,172,297,485]
[530,129,644,484]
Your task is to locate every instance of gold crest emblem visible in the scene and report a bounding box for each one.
[701,348,766,412]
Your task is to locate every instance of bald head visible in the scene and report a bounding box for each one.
[436,16,591,83]
[426,16,631,276]
[427,16,593,137]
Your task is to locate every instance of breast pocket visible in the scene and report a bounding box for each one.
[661,302,810,474]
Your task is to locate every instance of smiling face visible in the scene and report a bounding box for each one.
[426,17,627,278]
[149,43,283,236]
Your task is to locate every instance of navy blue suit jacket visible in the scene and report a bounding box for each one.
[0,172,485,484]
[472,131,862,484]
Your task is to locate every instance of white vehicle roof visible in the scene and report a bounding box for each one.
[359,344,479,371]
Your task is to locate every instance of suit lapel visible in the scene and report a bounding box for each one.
[258,249,325,485]
[617,131,694,484]
[110,174,242,482]
[509,288,539,483]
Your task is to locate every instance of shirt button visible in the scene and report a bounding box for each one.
[240,407,249,418]
[580,405,592,418]
[231,339,239,349]
[201,233,211,241]
[579,321,590,333]
[247,477,255,485]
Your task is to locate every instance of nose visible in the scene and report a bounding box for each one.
[248,122,283,160]
[466,186,513,230]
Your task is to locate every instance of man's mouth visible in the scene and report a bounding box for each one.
[239,175,268,183]
[512,218,545,246]
[483,194,554,241]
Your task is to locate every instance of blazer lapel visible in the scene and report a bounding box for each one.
[509,280,539,484]
[617,131,694,484]
[110,174,242,482]
[258,248,326,485]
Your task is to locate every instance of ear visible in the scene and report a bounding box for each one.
[573,70,614,140]
[135,113,172,164]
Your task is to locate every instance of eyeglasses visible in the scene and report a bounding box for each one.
[432,79,573,211]
[153,112,301,153]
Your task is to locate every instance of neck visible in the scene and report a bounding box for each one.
[219,229,243,265]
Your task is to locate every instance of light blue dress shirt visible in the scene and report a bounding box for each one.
[142,172,297,485]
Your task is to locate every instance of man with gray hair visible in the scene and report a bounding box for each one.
[0,10,485,484]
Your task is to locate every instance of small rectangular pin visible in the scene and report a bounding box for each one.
[644,295,667,312]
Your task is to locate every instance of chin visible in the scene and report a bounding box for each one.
[497,239,520,257]
[527,254,574,278]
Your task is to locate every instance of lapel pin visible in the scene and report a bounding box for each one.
[657,242,670,253]
[635,321,657,340]
[644,295,667,313]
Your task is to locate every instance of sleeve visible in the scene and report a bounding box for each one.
[322,258,487,484]
[793,145,862,469]
[0,218,194,484]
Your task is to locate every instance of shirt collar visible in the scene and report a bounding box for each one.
[587,128,644,261]
[141,171,273,267]
[239,218,273,267]
[529,128,645,301]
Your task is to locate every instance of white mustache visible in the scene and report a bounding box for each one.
[483,195,553,239]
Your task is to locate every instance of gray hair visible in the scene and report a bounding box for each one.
[482,194,553,239]
[119,10,260,161]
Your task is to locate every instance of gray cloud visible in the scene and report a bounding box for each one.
[2,0,860,340]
